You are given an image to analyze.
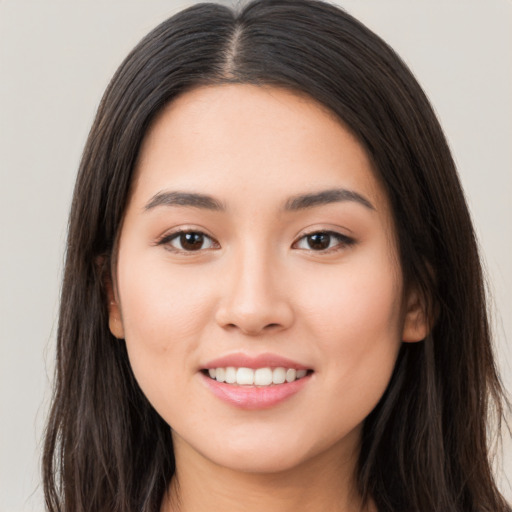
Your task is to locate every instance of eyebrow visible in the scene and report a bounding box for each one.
[144,191,225,211]
[144,187,375,213]
[283,188,375,211]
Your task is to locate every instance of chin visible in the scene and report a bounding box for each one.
[179,423,357,477]
[207,446,310,475]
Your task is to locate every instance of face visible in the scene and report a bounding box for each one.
[109,84,426,475]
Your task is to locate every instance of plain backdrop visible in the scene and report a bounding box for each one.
[1,1,511,510]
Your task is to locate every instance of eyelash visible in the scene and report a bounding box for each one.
[156,229,220,254]
[156,229,355,255]
[292,230,355,253]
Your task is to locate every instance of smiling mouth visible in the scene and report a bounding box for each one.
[202,367,313,387]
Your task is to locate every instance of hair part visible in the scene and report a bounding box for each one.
[43,1,511,511]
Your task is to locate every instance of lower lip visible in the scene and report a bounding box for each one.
[201,372,311,410]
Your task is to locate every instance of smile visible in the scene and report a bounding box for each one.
[201,353,313,408]
[205,367,309,386]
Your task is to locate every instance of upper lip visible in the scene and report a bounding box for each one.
[202,352,311,371]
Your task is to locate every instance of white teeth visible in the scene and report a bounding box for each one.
[285,368,296,383]
[208,366,309,386]
[236,367,254,385]
[225,366,236,384]
[254,368,273,386]
[272,367,286,384]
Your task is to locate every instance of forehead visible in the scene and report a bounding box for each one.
[132,84,388,214]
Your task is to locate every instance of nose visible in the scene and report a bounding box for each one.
[215,247,294,336]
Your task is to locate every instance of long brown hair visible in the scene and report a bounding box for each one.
[43,1,510,510]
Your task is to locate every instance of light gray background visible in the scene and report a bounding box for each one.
[1,1,511,511]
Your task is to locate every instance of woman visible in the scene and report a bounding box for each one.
[42,0,511,511]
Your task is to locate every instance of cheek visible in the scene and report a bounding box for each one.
[115,251,218,401]
[118,252,216,342]
[300,248,403,412]
[301,246,402,339]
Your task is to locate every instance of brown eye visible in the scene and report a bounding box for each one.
[179,232,205,251]
[160,230,218,252]
[293,231,355,252]
[306,233,331,250]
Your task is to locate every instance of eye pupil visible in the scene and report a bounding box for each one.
[181,232,204,250]
[307,233,330,250]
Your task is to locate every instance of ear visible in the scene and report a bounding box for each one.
[402,288,429,343]
[104,271,125,340]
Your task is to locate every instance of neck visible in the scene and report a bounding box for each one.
[161,430,375,512]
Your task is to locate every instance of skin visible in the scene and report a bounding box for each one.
[108,84,427,512]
